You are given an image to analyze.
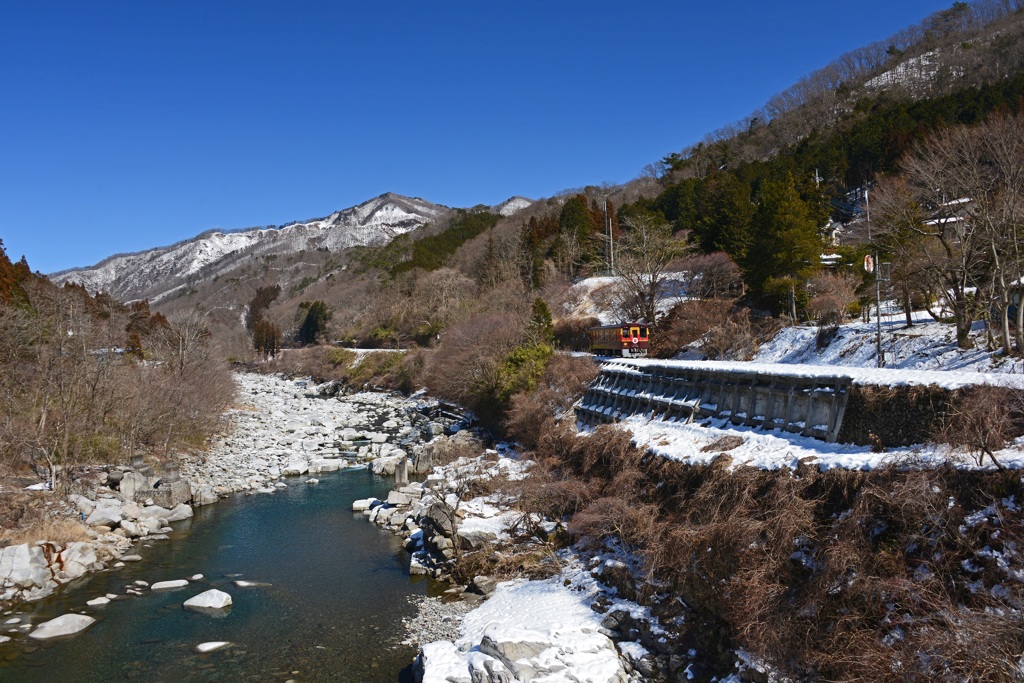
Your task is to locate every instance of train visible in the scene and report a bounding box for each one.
[587,322,650,357]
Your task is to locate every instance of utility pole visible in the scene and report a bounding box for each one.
[603,197,615,275]
[865,186,883,367]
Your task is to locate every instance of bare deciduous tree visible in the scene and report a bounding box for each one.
[612,216,687,324]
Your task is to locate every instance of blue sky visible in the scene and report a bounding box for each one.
[1,1,953,274]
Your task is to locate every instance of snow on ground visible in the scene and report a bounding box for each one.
[420,554,651,683]
[620,413,1024,472]
[588,310,1024,471]
[754,310,1024,375]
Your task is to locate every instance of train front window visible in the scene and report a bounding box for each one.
[640,327,648,338]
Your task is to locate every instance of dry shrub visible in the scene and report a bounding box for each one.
[552,316,600,351]
[1,518,92,546]
[679,252,744,300]
[506,418,1024,681]
[423,313,527,422]
[454,542,563,584]
[569,496,660,551]
[504,456,594,520]
[938,385,1024,468]
[656,302,782,361]
[504,354,597,449]
[651,299,733,358]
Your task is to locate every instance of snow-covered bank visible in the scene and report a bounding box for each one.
[361,447,658,682]
[754,313,1024,374]
[584,316,1024,473]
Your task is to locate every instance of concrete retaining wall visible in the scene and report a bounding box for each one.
[576,361,852,442]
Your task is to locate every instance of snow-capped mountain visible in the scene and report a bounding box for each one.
[493,196,534,216]
[51,193,448,302]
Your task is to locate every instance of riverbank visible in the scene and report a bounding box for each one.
[0,372,458,618]
[357,442,657,682]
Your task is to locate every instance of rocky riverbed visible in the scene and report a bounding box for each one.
[355,441,664,682]
[0,372,460,618]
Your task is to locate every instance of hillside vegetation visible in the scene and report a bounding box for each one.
[0,240,233,503]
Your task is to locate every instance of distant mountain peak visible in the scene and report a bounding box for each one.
[51,193,450,303]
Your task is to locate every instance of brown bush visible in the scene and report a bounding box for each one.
[650,299,734,358]
[938,384,1024,468]
[422,312,528,423]
[500,420,1024,681]
[552,316,600,351]
[504,354,597,449]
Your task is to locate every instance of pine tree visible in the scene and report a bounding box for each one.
[744,173,824,308]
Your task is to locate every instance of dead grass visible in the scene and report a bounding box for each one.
[0,490,92,547]
[495,414,1024,681]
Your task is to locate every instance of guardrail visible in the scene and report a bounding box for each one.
[576,361,852,442]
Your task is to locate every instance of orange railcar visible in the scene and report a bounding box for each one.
[587,323,650,357]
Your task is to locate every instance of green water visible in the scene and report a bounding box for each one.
[0,468,427,682]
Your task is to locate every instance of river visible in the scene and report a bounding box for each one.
[0,468,427,682]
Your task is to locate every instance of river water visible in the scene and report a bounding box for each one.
[0,468,427,682]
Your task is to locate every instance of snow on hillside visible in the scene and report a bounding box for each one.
[754,311,1024,375]
[493,196,534,217]
[51,193,447,301]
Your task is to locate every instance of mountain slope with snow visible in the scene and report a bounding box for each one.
[50,193,449,303]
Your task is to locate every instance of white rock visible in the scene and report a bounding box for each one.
[151,580,189,591]
[352,498,377,512]
[86,597,110,607]
[195,641,232,653]
[85,500,122,527]
[282,460,309,476]
[0,544,52,588]
[29,614,96,640]
[119,520,142,538]
[0,636,9,644]
[56,542,97,581]
[164,504,193,523]
[183,589,232,611]
[68,494,95,516]
[190,574,204,581]
[234,580,271,588]
[137,505,172,520]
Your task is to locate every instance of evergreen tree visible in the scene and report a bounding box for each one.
[529,297,554,344]
[297,300,332,345]
[744,174,824,308]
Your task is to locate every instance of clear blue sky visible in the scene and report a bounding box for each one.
[1,1,953,274]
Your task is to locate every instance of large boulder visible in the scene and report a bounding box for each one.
[55,542,97,581]
[29,614,96,640]
[85,499,122,527]
[421,502,456,538]
[370,454,404,476]
[68,494,95,516]
[184,589,232,613]
[192,484,218,507]
[164,503,193,523]
[0,544,52,588]
[282,459,309,476]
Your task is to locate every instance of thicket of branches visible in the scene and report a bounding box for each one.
[0,243,233,491]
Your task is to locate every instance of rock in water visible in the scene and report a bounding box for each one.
[29,614,96,640]
[183,589,232,613]
[195,641,233,653]
[151,579,189,591]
